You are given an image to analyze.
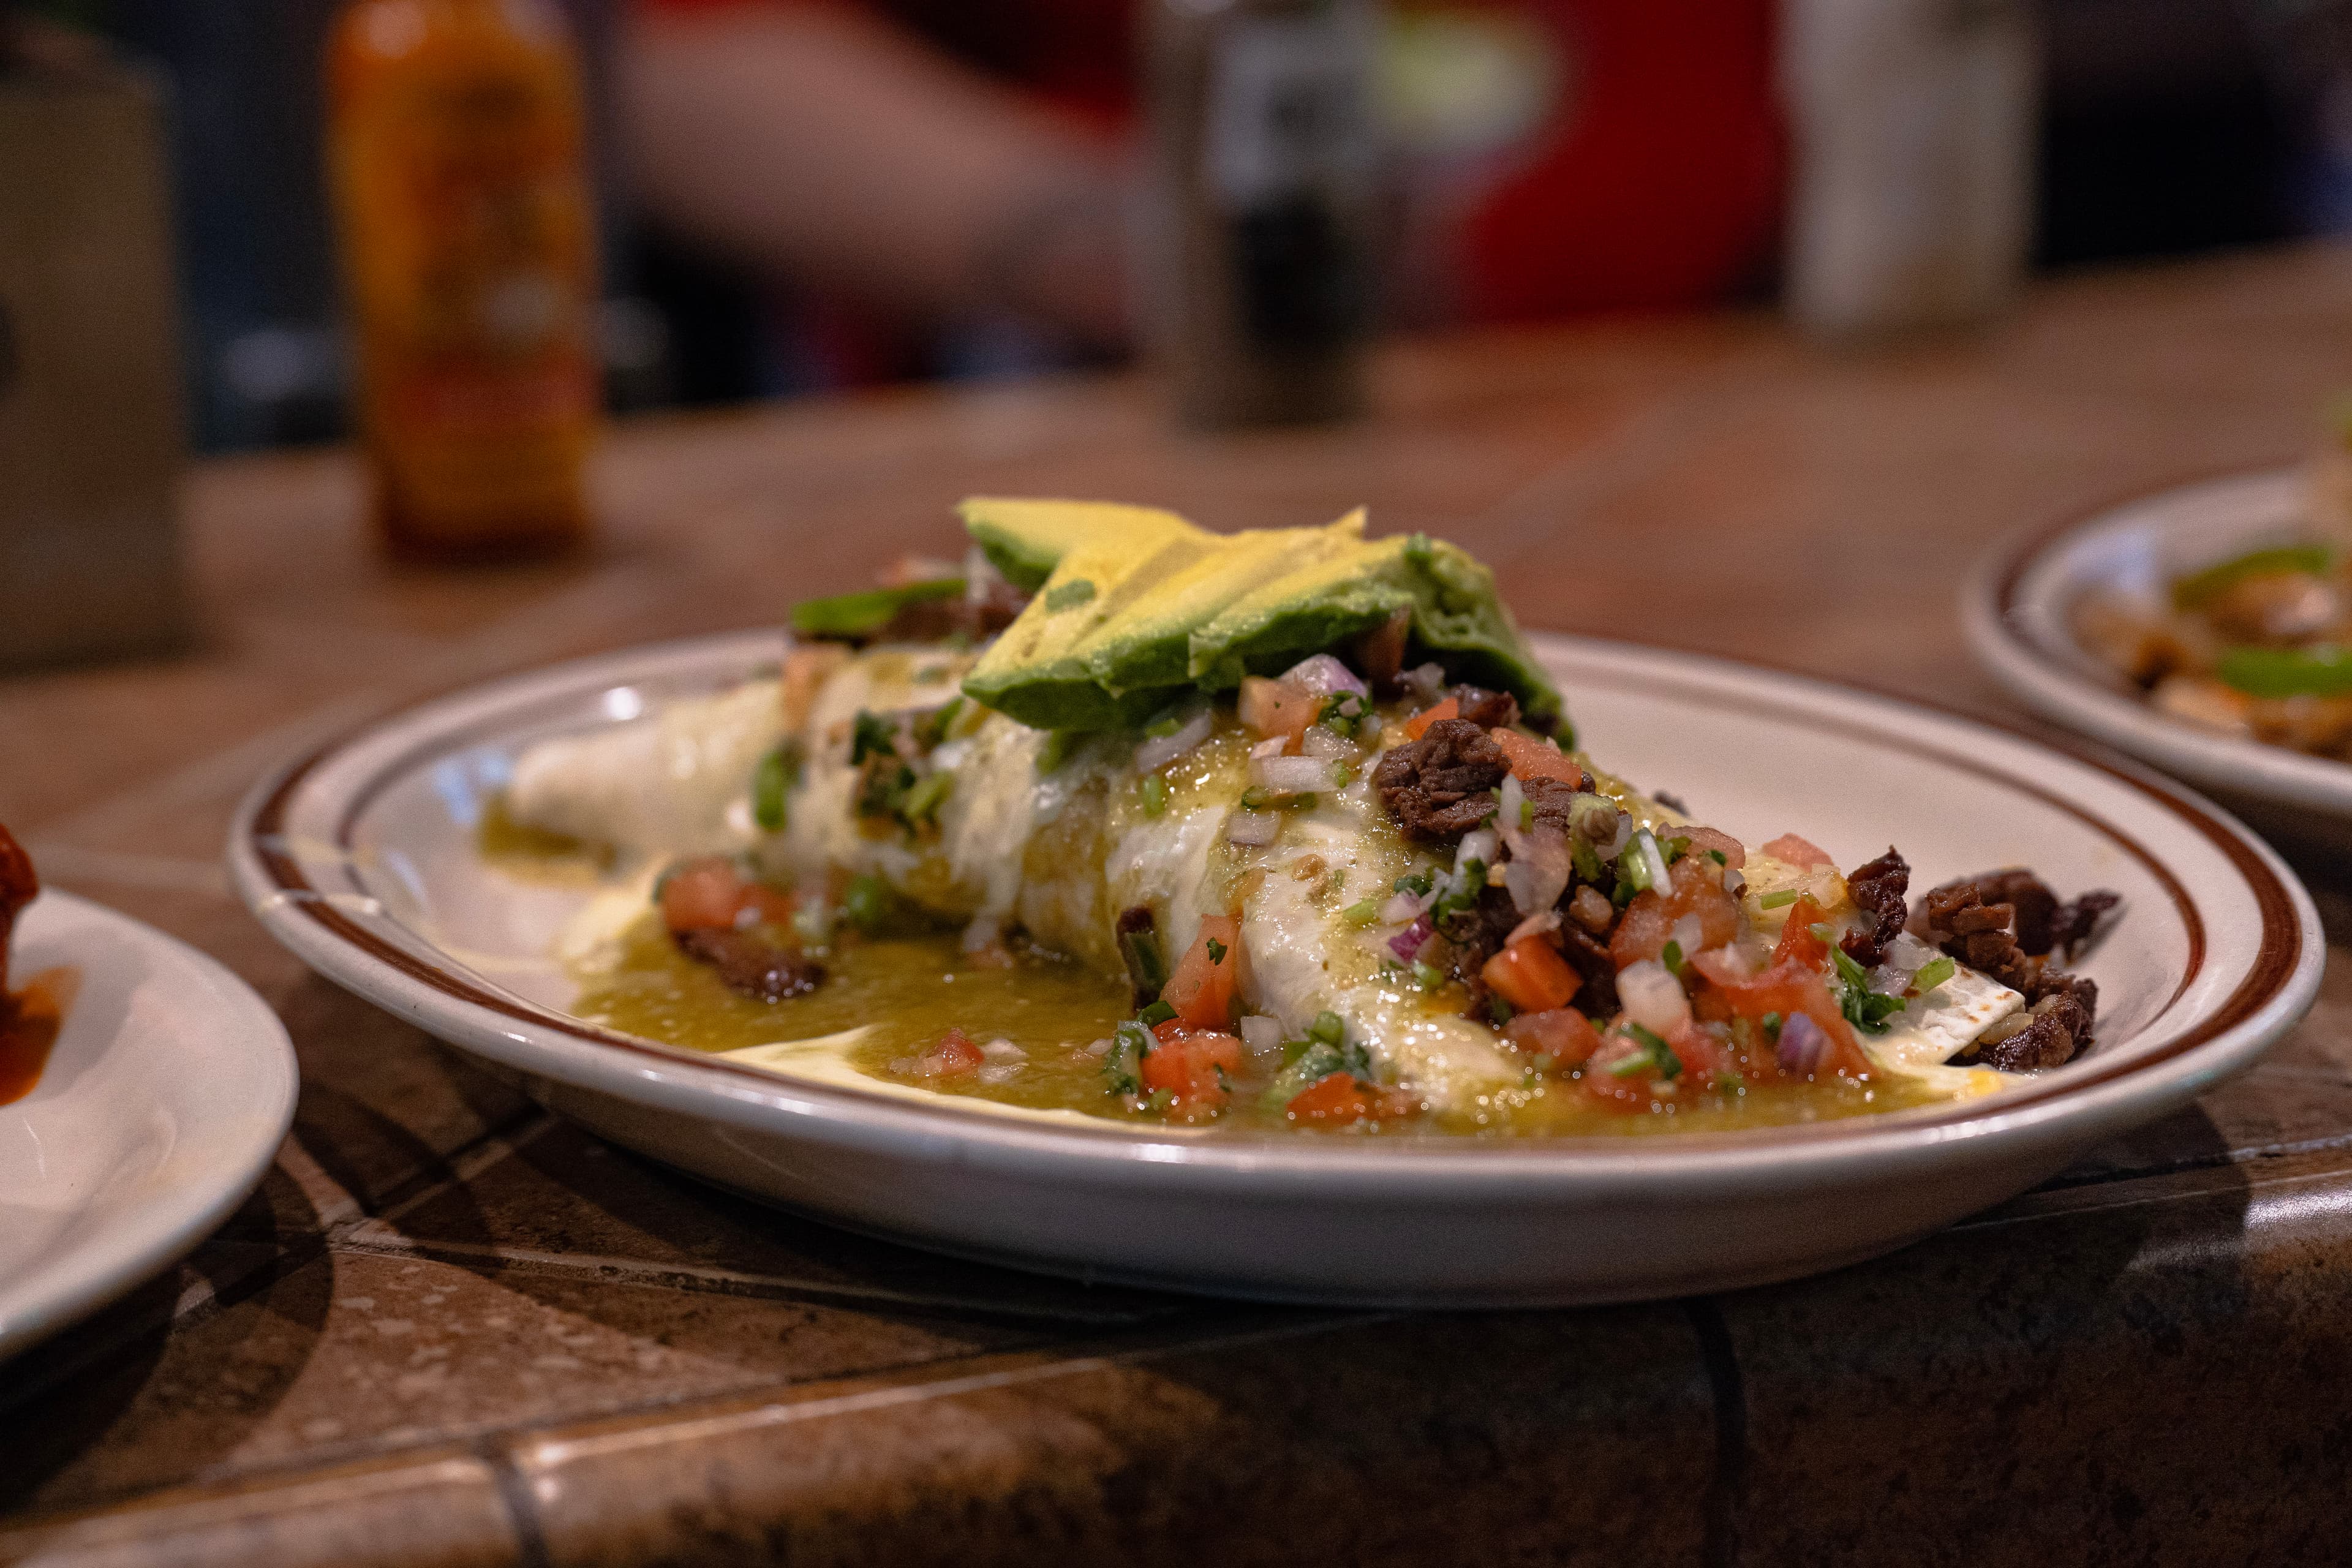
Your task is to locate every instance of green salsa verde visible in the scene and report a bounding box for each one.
[570,914,1950,1138]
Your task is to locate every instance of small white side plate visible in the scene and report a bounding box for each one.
[0,891,297,1359]
[1966,467,2352,847]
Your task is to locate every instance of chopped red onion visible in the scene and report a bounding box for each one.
[1281,653,1368,698]
[1133,709,1213,772]
[1506,909,1562,947]
[1250,755,1338,795]
[1389,914,1434,962]
[1227,809,1281,846]
[1617,959,1691,1035]
[1776,1011,1830,1076]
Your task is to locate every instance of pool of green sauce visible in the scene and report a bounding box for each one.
[570,915,1953,1138]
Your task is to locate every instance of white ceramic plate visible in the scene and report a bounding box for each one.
[228,631,2320,1306]
[1,891,296,1357]
[1966,467,2352,847]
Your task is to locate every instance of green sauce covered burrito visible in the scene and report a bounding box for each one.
[499,500,2119,1136]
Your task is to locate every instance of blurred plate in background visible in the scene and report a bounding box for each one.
[1966,469,2352,850]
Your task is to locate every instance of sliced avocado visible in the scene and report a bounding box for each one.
[1068,514,1362,695]
[962,523,1222,730]
[1190,529,1562,723]
[956,497,1564,731]
[957,497,1203,593]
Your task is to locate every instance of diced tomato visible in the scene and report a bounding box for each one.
[1141,1029,1246,1118]
[1403,696,1459,739]
[1161,914,1243,1030]
[1761,832,1834,869]
[1610,857,1742,969]
[1481,935,1582,1014]
[1286,1071,1372,1124]
[1665,1018,1732,1080]
[1675,824,1746,870]
[1688,952,1872,1078]
[1239,676,1318,746]
[1503,1008,1604,1071]
[661,858,797,933]
[1770,895,1831,970]
[1488,728,1586,788]
[905,1026,984,1079]
[1578,1038,1658,1112]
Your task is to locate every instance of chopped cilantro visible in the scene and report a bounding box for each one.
[751,742,800,832]
[1410,960,1446,991]
[1308,1010,1347,1046]
[1660,939,1685,978]
[849,710,897,765]
[1828,943,1905,1033]
[1103,1020,1153,1096]
[1205,937,1229,965]
[1341,899,1380,927]
[1760,1011,1783,1041]
[1137,999,1177,1028]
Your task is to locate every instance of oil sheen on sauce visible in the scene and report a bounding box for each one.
[573,917,1947,1138]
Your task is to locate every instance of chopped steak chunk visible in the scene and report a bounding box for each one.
[1447,684,1520,730]
[1917,867,2115,1067]
[1373,718,1509,840]
[1840,847,1910,968]
[674,927,826,1002]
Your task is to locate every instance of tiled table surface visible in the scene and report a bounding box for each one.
[9,246,2352,1566]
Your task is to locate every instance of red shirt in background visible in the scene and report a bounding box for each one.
[638,0,1782,328]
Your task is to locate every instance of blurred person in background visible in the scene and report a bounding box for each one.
[34,0,2352,448]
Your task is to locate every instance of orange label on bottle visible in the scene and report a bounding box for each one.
[332,9,598,552]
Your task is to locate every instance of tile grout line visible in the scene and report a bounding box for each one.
[327,1231,1171,1327]
[1681,1297,1749,1568]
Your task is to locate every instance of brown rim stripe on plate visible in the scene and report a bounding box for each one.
[243,638,2304,1153]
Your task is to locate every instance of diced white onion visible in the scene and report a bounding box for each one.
[1133,709,1214,772]
[1502,826,1571,916]
[1506,909,1561,947]
[1722,867,1747,897]
[1618,959,1692,1035]
[1496,775,1529,854]
[981,1038,1026,1061]
[1456,829,1499,871]
[960,914,1001,954]
[1401,662,1447,703]
[1227,809,1281,845]
[1636,832,1672,895]
[1240,1015,1283,1055]
[977,1063,1024,1085]
[1298,725,1358,763]
[1883,931,1936,974]
[1281,653,1369,698]
[1250,755,1338,795]
[1379,890,1428,925]
[1249,733,1291,760]
[1670,913,1705,959]
[1085,1038,1113,1057]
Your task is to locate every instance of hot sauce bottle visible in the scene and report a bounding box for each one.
[326,0,598,560]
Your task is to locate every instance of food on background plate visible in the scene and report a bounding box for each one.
[2075,407,2352,759]
[1,823,64,1105]
[501,499,2120,1135]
